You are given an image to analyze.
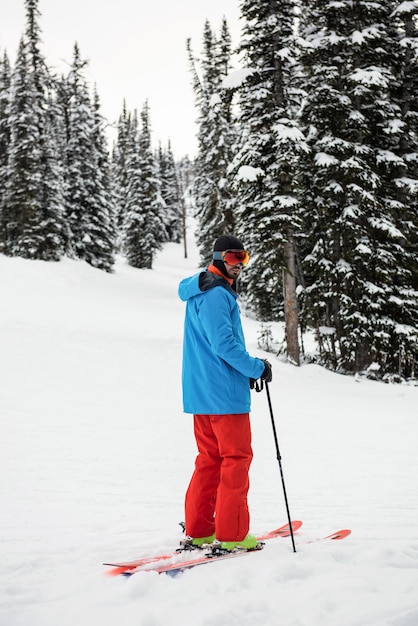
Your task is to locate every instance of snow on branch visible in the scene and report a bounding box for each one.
[351,26,381,45]
[391,1,418,17]
[349,67,390,88]
[221,68,256,89]
[394,176,418,193]
[236,165,265,181]
[368,217,405,240]
[356,243,372,255]
[376,149,404,165]
[314,152,339,167]
[365,281,385,295]
[209,93,222,107]
[399,36,418,50]
[274,122,305,143]
[276,195,299,208]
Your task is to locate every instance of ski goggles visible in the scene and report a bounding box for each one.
[213,249,250,266]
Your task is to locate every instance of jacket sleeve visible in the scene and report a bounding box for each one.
[198,286,265,379]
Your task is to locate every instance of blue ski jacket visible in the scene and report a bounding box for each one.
[178,270,265,414]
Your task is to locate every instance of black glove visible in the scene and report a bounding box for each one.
[260,359,272,383]
[250,360,272,392]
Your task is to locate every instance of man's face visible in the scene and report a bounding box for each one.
[224,261,243,280]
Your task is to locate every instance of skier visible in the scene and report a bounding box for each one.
[178,235,272,551]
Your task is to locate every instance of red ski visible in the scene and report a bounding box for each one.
[144,528,351,576]
[312,529,351,541]
[104,520,303,577]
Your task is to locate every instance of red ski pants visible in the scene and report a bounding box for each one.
[185,413,253,542]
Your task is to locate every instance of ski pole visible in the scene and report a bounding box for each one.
[265,381,297,553]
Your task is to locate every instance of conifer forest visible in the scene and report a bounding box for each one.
[1,0,417,381]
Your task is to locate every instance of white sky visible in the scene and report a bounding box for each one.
[0,0,242,159]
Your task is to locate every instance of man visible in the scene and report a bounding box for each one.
[178,235,272,551]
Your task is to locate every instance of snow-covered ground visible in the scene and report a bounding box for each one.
[1,232,417,626]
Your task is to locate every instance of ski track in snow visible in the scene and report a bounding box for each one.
[1,236,418,626]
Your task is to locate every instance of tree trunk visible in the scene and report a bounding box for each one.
[283,237,300,365]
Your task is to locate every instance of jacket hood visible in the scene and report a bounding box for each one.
[178,271,236,302]
[178,273,201,302]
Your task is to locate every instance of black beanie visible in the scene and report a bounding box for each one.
[212,235,245,278]
[213,235,244,252]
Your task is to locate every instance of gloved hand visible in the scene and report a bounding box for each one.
[260,359,272,383]
[250,359,272,391]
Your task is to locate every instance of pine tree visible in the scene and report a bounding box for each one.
[188,18,237,266]
[0,51,11,251]
[120,110,144,266]
[23,0,67,260]
[89,87,116,271]
[2,0,67,261]
[177,155,197,258]
[2,36,66,260]
[231,0,306,364]
[53,74,71,181]
[2,39,36,256]
[111,101,131,244]
[298,0,417,378]
[158,141,182,243]
[123,102,167,268]
[63,44,115,271]
[389,0,418,378]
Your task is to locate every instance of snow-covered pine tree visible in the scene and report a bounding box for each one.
[188,18,237,266]
[23,0,67,260]
[0,51,11,251]
[52,73,71,174]
[111,101,131,245]
[2,39,38,256]
[2,33,66,260]
[2,39,36,256]
[230,0,306,364]
[63,44,115,271]
[298,0,417,378]
[123,102,167,268]
[389,0,418,378]
[177,155,197,258]
[89,87,116,271]
[2,0,67,261]
[120,110,143,266]
[158,141,182,243]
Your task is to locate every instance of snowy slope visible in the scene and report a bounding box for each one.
[1,236,417,626]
